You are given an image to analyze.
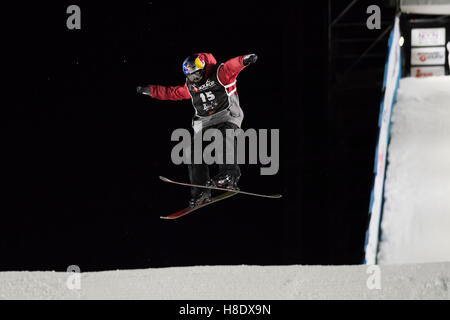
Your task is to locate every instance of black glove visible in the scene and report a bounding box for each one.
[137,85,151,96]
[243,54,258,66]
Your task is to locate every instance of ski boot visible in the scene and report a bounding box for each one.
[188,190,211,208]
[207,173,240,190]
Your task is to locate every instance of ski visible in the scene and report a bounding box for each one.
[160,191,238,220]
[159,176,282,199]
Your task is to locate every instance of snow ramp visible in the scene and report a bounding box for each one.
[378,76,450,264]
[365,13,450,265]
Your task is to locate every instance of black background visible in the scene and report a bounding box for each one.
[3,1,391,271]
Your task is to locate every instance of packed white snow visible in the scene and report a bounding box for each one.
[0,263,449,300]
[379,75,450,264]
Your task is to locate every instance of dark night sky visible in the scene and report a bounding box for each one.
[3,1,383,271]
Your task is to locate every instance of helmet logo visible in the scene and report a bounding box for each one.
[183,55,205,75]
[194,57,205,70]
[183,65,192,74]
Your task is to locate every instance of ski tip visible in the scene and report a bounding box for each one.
[159,176,172,183]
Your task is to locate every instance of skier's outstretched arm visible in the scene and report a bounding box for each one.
[136,83,191,100]
[219,54,258,85]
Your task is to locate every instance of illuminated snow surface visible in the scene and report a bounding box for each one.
[0,263,449,299]
[379,76,450,264]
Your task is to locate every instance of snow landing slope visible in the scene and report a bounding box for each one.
[379,76,450,264]
[1,263,449,299]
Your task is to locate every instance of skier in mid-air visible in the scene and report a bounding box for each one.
[137,53,258,208]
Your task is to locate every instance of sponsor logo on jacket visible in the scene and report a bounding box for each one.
[196,79,216,91]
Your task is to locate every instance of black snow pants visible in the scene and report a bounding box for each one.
[188,122,241,197]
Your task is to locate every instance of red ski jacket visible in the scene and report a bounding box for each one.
[148,53,249,100]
